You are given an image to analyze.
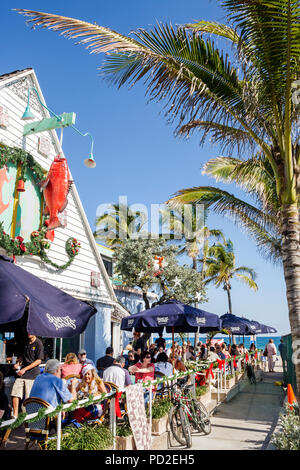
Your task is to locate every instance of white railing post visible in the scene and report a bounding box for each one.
[148,384,152,448]
[56,411,62,450]
[110,397,116,450]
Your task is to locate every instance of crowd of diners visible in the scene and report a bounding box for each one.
[1,331,274,430]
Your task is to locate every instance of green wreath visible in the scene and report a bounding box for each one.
[0,146,80,270]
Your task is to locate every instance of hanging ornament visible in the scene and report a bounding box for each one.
[173,276,182,288]
[16,179,25,192]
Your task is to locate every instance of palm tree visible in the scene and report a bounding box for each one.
[202,239,258,314]
[94,202,147,247]
[168,154,283,263]
[15,0,300,399]
[159,204,225,270]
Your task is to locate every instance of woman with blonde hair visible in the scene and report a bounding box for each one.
[60,352,82,379]
[72,364,107,424]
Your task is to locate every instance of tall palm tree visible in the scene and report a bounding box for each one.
[94,202,147,247]
[202,239,258,314]
[159,204,225,270]
[15,0,300,398]
[168,154,283,263]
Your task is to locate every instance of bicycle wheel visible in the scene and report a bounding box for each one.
[192,400,211,435]
[168,405,192,447]
[179,406,192,448]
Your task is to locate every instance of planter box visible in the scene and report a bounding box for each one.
[115,435,136,450]
[152,415,168,436]
[196,390,211,404]
[225,377,236,389]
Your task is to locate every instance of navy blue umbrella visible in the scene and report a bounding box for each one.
[0,255,96,338]
[121,299,221,333]
[242,319,277,335]
[220,313,256,335]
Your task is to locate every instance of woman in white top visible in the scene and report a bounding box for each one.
[266,339,277,372]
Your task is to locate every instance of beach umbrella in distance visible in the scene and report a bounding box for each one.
[220,313,256,335]
[244,319,277,334]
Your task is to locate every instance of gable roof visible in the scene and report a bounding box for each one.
[0,68,129,318]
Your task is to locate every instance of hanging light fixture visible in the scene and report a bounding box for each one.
[84,154,96,168]
[21,103,35,121]
[22,86,97,168]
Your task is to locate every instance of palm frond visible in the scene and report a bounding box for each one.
[185,20,241,45]
[202,155,279,212]
[177,120,257,155]
[234,273,258,291]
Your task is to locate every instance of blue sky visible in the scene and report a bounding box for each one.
[0,0,289,334]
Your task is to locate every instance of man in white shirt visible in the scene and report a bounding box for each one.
[103,356,132,389]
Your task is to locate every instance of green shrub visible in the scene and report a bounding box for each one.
[151,398,172,419]
[196,385,209,396]
[272,406,300,450]
[47,423,114,450]
[116,421,132,437]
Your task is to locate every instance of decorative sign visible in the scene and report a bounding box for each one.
[156,316,169,325]
[0,105,9,129]
[46,313,77,331]
[91,271,101,288]
[38,135,51,157]
[125,383,151,450]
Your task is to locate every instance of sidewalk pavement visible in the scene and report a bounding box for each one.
[187,364,284,451]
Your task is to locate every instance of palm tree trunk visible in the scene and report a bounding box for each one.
[281,203,300,402]
[142,290,150,310]
[192,255,199,348]
[226,285,232,314]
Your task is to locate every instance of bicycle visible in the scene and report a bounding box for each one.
[168,383,211,448]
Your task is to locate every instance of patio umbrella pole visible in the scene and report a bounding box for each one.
[53,338,56,359]
[172,327,175,366]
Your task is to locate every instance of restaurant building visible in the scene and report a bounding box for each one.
[0,68,128,362]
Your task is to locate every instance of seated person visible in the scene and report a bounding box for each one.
[60,353,83,379]
[128,351,155,384]
[207,346,220,362]
[153,346,164,361]
[96,347,114,378]
[29,359,77,411]
[186,346,196,361]
[72,365,107,424]
[154,353,173,377]
[125,351,136,369]
[77,349,95,369]
[103,356,132,389]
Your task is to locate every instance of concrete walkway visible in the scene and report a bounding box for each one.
[188,365,284,450]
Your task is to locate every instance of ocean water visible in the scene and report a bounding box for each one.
[161,335,282,351]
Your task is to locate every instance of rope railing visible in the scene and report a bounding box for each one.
[0,350,260,432]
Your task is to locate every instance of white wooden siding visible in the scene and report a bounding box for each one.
[0,70,114,305]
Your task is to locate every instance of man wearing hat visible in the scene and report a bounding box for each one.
[78,349,95,368]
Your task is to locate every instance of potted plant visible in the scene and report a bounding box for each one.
[115,421,136,450]
[196,385,211,403]
[151,398,172,436]
[47,423,114,450]
[225,373,236,388]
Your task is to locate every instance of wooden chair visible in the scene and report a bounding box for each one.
[103,381,127,421]
[22,397,57,450]
[0,428,12,450]
[63,374,81,385]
